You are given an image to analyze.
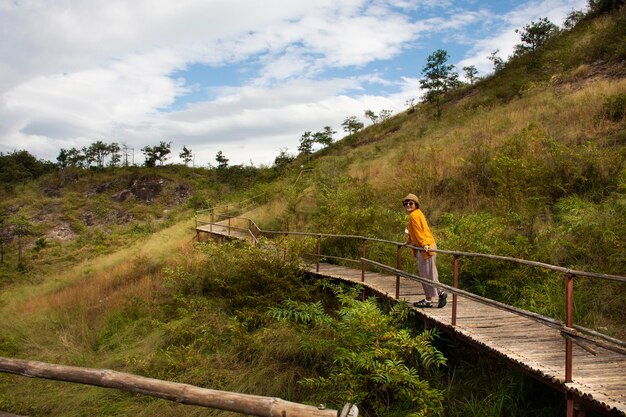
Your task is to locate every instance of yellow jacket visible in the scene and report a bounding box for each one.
[406,209,436,260]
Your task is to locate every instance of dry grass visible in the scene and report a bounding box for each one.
[327,76,626,211]
[2,218,196,316]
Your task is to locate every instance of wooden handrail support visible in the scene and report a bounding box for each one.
[196,209,626,417]
[212,220,626,350]
[0,357,337,417]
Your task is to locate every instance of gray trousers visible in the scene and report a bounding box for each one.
[417,243,440,298]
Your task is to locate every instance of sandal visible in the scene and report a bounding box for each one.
[438,292,448,308]
[413,299,433,308]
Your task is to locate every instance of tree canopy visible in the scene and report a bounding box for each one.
[419,49,460,118]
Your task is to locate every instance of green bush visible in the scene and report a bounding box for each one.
[602,93,626,122]
[275,284,446,417]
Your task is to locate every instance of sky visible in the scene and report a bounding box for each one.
[0,0,588,167]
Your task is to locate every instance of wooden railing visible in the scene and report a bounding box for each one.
[195,214,626,382]
[0,357,340,417]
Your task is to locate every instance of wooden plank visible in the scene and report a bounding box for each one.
[306,262,626,416]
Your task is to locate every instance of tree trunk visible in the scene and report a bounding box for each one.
[0,357,337,417]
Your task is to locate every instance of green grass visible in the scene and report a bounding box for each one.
[1,7,625,417]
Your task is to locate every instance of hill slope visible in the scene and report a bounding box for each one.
[0,6,625,417]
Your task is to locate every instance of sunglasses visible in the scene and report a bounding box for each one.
[403,201,415,207]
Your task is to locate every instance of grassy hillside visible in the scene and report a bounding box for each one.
[1,5,625,417]
[249,8,626,337]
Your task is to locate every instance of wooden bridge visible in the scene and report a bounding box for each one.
[195,203,626,417]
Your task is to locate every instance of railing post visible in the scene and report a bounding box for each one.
[210,209,214,232]
[316,235,321,273]
[361,240,367,283]
[395,245,402,300]
[565,273,575,383]
[228,216,231,236]
[452,255,459,326]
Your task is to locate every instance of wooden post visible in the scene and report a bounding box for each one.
[565,273,574,383]
[564,273,576,417]
[0,357,337,417]
[361,239,367,301]
[361,240,366,283]
[567,391,575,417]
[210,209,214,232]
[316,235,321,273]
[452,255,459,326]
[395,245,402,300]
[228,216,231,236]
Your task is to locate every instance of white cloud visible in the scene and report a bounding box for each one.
[0,0,589,166]
[457,0,588,77]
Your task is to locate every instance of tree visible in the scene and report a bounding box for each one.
[488,50,505,73]
[588,0,625,15]
[513,18,559,56]
[142,141,171,167]
[298,131,314,156]
[63,147,84,168]
[313,126,336,147]
[405,98,417,113]
[419,49,460,118]
[462,65,479,85]
[85,140,110,168]
[179,145,193,166]
[379,109,393,122]
[57,149,69,168]
[274,148,295,171]
[0,212,13,265]
[341,116,364,136]
[108,142,121,167]
[0,150,54,185]
[215,150,229,169]
[11,215,31,271]
[364,109,379,125]
[563,9,585,30]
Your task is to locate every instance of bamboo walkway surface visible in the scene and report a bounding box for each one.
[308,262,626,417]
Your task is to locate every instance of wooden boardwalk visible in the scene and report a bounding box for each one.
[309,263,626,417]
[195,218,626,417]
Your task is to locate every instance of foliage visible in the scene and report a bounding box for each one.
[587,0,626,15]
[215,150,229,169]
[601,93,626,121]
[365,109,379,125]
[461,123,623,211]
[420,49,460,118]
[277,285,446,417]
[0,150,55,187]
[274,148,296,172]
[179,145,193,166]
[513,18,559,56]
[58,141,122,168]
[298,131,314,156]
[141,141,172,167]
[462,65,479,84]
[342,116,365,136]
[487,50,505,73]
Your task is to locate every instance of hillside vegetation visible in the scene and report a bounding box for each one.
[0,4,625,417]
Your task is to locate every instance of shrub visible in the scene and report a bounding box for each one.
[601,93,626,122]
[278,285,447,416]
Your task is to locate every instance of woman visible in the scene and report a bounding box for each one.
[403,193,447,308]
